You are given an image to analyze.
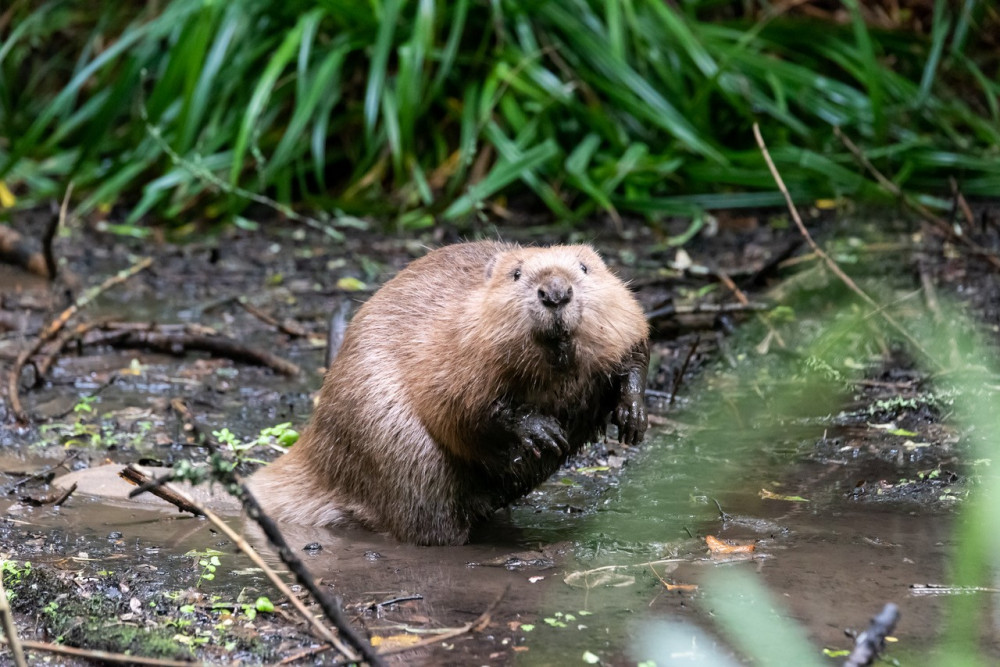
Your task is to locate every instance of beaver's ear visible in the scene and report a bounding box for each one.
[484,253,500,280]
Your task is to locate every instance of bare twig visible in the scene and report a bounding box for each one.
[753,124,942,371]
[43,182,72,280]
[34,320,105,378]
[143,113,346,241]
[370,585,507,658]
[716,268,785,349]
[0,637,194,666]
[7,256,153,423]
[236,298,308,338]
[119,467,206,516]
[949,177,976,228]
[124,465,372,665]
[644,300,771,321]
[51,482,76,506]
[834,126,1000,270]
[0,570,27,667]
[34,321,300,386]
[233,474,384,665]
[669,338,700,407]
[366,594,424,611]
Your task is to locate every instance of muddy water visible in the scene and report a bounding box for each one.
[3,418,986,665]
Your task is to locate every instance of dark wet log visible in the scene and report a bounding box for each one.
[0,225,48,278]
[843,603,900,667]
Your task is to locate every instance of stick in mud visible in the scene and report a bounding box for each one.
[0,570,27,667]
[0,637,194,667]
[752,123,942,372]
[6,256,153,423]
[124,464,383,666]
[843,602,900,667]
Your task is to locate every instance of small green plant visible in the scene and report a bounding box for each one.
[186,549,225,588]
[73,395,98,413]
[1,560,32,599]
[256,422,299,448]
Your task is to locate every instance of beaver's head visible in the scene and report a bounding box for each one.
[482,245,608,369]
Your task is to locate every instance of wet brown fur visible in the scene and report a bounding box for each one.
[248,241,649,545]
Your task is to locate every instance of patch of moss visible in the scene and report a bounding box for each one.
[4,562,269,661]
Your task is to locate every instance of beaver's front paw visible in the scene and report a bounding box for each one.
[613,392,646,445]
[509,412,569,463]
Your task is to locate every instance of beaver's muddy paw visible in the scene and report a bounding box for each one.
[613,395,647,445]
[513,413,569,458]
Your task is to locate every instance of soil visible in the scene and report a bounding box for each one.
[1,203,999,664]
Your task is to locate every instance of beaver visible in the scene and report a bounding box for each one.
[248,241,649,546]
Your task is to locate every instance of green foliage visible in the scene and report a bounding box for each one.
[2,0,997,230]
[1,560,33,599]
[186,548,225,588]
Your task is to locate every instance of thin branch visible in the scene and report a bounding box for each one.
[232,473,385,666]
[753,124,943,371]
[364,586,507,659]
[669,337,700,407]
[834,126,1000,270]
[843,603,900,667]
[716,268,785,349]
[7,256,153,423]
[123,465,373,665]
[43,182,72,280]
[0,637,194,667]
[0,572,27,667]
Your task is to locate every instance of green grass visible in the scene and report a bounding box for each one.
[1,0,998,231]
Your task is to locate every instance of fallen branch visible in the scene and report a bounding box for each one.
[124,465,378,665]
[119,467,205,516]
[236,297,309,338]
[753,124,942,371]
[0,570,27,667]
[83,327,300,376]
[716,268,785,350]
[843,602,899,667]
[22,320,300,411]
[0,637,194,667]
[231,472,384,666]
[6,256,153,423]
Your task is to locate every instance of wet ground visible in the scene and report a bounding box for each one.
[1,206,999,664]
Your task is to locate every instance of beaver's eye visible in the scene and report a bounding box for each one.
[580,263,588,274]
[512,268,521,281]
